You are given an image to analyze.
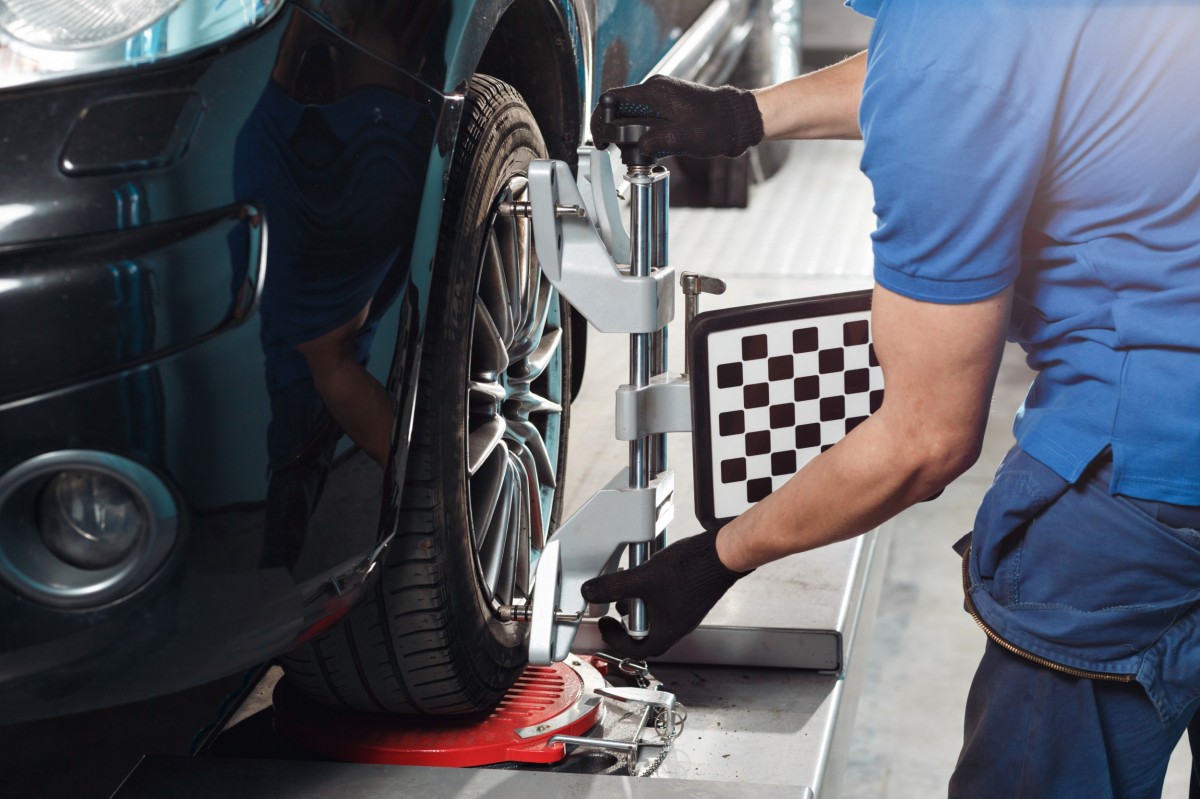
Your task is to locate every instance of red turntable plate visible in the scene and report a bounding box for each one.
[272,656,608,767]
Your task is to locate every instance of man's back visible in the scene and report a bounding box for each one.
[857,0,1200,502]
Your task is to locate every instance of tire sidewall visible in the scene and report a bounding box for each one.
[424,78,560,686]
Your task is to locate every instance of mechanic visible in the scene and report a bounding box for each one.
[582,1,1200,796]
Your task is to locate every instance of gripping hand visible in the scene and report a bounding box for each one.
[580,529,752,659]
[590,75,764,161]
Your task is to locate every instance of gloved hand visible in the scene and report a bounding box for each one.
[590,75,764,161]
[580,529,753,659]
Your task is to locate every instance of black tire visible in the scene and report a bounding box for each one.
[280,75,572,715]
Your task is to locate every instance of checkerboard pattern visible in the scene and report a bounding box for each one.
[699,304,883,523]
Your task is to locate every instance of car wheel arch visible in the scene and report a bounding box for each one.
[472,0,586,166]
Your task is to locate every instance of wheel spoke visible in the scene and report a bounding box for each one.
[515,445,546,553]
[507,390,562,418]
[479,461,517,593]
[510,419,557,489]
[479,229,515,347]
[470,447,508,546]
[495,456,526,606]
[514,467,532,601]
[467,416,506,477]
[495,213,523,341]
[472,298,509,378]
[512,274,552,362]
[521,326,563,383]
[515,520,531,601]
[468,378,506,406]
[514,214,534,335]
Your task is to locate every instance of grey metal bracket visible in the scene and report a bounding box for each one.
[577,145,630,266]
[525,147,709,665]
[528,152,675,334]
[528,468,675,665]
[615,373,693,440]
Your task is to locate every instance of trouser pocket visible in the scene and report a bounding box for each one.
[972,448,1200,658]
[968,447,1068,607]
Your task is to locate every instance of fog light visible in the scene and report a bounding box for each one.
[38,470,145,570]
[0,451,177,607]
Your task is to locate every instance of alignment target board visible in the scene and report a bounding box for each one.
[690,291,881,529]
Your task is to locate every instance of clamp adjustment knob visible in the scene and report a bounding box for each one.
[594,92,661,168]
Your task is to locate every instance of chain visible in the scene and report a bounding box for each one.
[634,704,687,777]
[592,653,654,684]
[592,653,687,778]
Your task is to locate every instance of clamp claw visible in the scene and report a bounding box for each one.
[596,686,680,738]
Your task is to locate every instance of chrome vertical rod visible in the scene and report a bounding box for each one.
[625,165,659,637]
[650,171,670,557]
[628,167,656,489]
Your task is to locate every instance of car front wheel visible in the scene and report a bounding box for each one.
[281,75,571,714]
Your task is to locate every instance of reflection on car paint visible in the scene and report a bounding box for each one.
[235,8,431,575]
[293,0,453,88]
[595,0,662,92]
[114,181,145,228]
[0,7,441,721]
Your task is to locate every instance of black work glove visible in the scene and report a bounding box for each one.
[580,529,752,659]
[590,75,764,161]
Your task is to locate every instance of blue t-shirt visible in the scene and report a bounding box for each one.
[847,0,1200,505]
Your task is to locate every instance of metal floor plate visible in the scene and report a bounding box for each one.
[113,756,815,799]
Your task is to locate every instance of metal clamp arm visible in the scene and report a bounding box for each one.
[528,155,674,334]
[527,469,675,665]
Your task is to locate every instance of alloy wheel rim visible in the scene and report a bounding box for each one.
[466,174,565,611]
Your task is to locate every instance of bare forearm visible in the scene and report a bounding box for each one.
[753,51,866,141]
[715,411,974,571]
[714,286,1011,572]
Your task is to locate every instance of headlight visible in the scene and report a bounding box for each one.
[0,0,283,89]
[1,0,184,49]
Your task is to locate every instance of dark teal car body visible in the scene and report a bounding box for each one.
[0,0,770,723]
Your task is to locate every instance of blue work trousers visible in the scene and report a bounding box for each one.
[949,448,1200,798]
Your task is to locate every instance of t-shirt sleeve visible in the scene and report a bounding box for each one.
[844,0,883,18]
[860,36,1048,304]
